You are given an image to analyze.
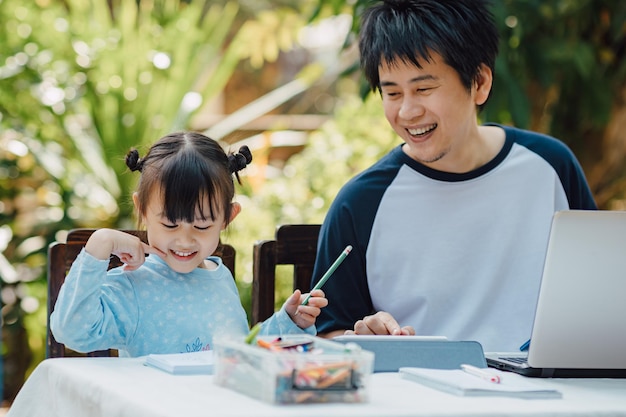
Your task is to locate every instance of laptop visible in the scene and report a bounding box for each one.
[485,210,626,378]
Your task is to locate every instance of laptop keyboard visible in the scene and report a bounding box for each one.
[501,356,528,364]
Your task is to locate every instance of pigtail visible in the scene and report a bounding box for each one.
[126,149,143,172]
[228,145,252,184]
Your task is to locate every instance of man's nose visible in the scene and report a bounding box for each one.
[398,96,425,121]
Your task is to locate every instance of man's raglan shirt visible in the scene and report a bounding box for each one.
[312,125,596,352]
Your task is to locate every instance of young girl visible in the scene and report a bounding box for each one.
[50,131,327,357]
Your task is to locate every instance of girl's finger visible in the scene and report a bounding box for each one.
[144,243,166,258]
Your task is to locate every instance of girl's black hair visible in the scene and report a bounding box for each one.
[359,0,499,99]
[125,131,251,226]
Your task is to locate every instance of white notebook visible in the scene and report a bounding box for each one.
[400,367,562,399]
[144,350,214,375]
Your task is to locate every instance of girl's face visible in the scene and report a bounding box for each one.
[135,191,239,274]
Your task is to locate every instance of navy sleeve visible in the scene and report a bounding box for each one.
[312,188,375,334]
[506,126,597,210]
[312,149,404,334]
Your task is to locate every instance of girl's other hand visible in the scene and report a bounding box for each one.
[85,228,166,271]
[284,289,328,329]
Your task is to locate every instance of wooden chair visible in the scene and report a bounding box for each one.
[251,224,321,324]
[46,228,236,358]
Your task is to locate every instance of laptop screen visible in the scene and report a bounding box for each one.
[526,210,626,369]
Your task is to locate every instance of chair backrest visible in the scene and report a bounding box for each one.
[46,228,236,358]
[251,224,321,324]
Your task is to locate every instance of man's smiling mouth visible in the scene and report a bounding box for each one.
[408,123,437,136]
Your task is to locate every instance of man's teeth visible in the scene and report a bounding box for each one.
[173,250,193,257]
[408,124,436,135]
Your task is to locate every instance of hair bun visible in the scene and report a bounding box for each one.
[239,145,253,164]
[126,149,142,172]
[229,145,253,174]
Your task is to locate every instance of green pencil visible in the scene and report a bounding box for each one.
[301,245,352,306]
[244,322,262,344]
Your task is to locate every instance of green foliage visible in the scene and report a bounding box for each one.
[0,0,249,398]
[486,0,625,139]
[2,0,245,225]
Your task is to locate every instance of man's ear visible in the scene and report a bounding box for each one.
[474,63,493,106]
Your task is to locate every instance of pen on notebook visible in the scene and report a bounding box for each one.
[301,245,352,306]
[460,364,501,384]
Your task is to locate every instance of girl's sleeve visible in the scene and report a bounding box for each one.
[49,248,139,353]
[259,307,316,336]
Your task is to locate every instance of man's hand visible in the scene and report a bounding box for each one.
[346,311,415,335]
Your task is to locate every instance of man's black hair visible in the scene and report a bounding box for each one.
[359,0,499,94]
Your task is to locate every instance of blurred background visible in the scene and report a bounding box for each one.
[1,0,625,408]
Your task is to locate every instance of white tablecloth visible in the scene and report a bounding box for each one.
[7,357,626,417]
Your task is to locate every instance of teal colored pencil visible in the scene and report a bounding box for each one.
[301,245,352,306]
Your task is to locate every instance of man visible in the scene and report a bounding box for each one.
[311,0,596,351]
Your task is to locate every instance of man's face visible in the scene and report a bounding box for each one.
[379,53,489,172]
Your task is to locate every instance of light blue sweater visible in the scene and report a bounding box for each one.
[50,249,314,357]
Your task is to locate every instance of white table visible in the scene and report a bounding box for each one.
[7,357,626,417]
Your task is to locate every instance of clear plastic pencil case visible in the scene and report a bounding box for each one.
[213,334,374,404]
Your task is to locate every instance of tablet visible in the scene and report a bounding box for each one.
[332,336,486,372]
[333,335,448,343]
